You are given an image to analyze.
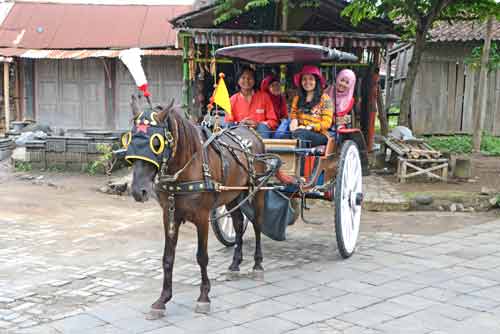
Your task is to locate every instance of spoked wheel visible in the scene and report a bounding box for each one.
[210,206,249,247]
[334,140,363,259]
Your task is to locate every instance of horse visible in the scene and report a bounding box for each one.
[126,96,269,318]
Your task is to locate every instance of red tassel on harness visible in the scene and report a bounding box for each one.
[138,83,151,97]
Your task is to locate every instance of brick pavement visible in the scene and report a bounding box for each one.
[2,209,500,333]
[363,176,410,211]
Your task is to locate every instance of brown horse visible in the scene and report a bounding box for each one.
[126,96,268,318]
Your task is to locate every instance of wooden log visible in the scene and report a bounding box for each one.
[407,148,441,155]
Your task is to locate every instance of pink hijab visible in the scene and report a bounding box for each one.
[335,69,356,114]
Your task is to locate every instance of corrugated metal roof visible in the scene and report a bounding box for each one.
[0,2,192,49]
[0,47,182,59]
[430,20,500,43]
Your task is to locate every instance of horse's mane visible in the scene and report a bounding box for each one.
[166,106,200,160]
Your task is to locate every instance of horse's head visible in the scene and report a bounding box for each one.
[125,96,175,202]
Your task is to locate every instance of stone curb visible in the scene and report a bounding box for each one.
[363,200,411,212]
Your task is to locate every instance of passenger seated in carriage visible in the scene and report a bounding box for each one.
[289,65,333,147]
[224,66,278,138]
[334,69,356,129]
[261,75,288,121]
[260,74,291,139]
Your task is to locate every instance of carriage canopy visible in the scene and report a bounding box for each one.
[214,43,358,64]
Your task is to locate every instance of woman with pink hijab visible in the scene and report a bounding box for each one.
[335,69,356,127]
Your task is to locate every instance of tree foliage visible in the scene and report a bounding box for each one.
[465,42,500,71]
[214,0,320,26]
[341,0,500,127]
[342,0,500,40]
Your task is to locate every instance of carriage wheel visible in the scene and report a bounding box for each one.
[210,206,249,247]
[334,140,363,259]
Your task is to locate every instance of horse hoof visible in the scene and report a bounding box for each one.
[252,269,264,281]
[195,302,211,314]
[145,308,165,320]
[226,270,240,281]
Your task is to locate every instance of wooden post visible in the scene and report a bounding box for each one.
[3,62,9,133]
[367,50,380,151]
[384,44,392,120]
[15,61,21,121]
[281,0,288,32]
[378,43,390,137]
[472,16,493,152]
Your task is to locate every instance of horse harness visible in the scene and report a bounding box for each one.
[155,124,267,238]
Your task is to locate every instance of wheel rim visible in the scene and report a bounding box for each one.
[214,206,249,243]
[340,144,362,254]
[216,206,237,241]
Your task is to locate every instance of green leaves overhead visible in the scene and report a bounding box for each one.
[465,42,500,71]
[243,0,272,11]
[341,0,500,128]
[342,0,500,34]
[214,0,320,26]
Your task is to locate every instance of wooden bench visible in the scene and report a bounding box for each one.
[397,157,448,183]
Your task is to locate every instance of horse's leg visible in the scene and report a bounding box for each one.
[194,210,211,314]
[252,191,265,279]
[227,201,245,276]
[148,210,180,319]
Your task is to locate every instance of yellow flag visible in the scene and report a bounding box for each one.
[213,73,231,116]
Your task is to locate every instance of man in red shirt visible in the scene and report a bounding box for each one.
[225,66,278,138]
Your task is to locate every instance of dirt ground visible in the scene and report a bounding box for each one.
[0,159,498,240]
[387,155,500,194]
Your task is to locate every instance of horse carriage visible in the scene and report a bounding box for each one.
[121,43,367,318]
[209,43,367,259]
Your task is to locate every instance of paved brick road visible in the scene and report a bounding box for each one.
[2,206,500,333]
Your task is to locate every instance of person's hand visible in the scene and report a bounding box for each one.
[242,119,257,128]
[289,119,298,131]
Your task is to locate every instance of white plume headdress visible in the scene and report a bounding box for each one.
[119,48,151,97]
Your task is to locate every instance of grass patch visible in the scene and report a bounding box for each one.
[375,106,400,134]
[14,161,32,172]
[84,144,115,176]
[425,134,500,156]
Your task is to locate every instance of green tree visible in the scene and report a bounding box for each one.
[214,0,319,30]
[342,0,500,128]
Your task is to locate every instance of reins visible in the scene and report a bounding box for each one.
[150,115,281,222]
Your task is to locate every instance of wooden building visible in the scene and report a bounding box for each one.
[387,20,500,136]
[0,1,192,134]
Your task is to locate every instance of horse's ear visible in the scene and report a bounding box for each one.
[155,106,168,123]
[166,98,175,112]
[130,95,141,118]
[155,98,175,123]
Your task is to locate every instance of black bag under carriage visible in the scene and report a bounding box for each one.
[239,190,296,241]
